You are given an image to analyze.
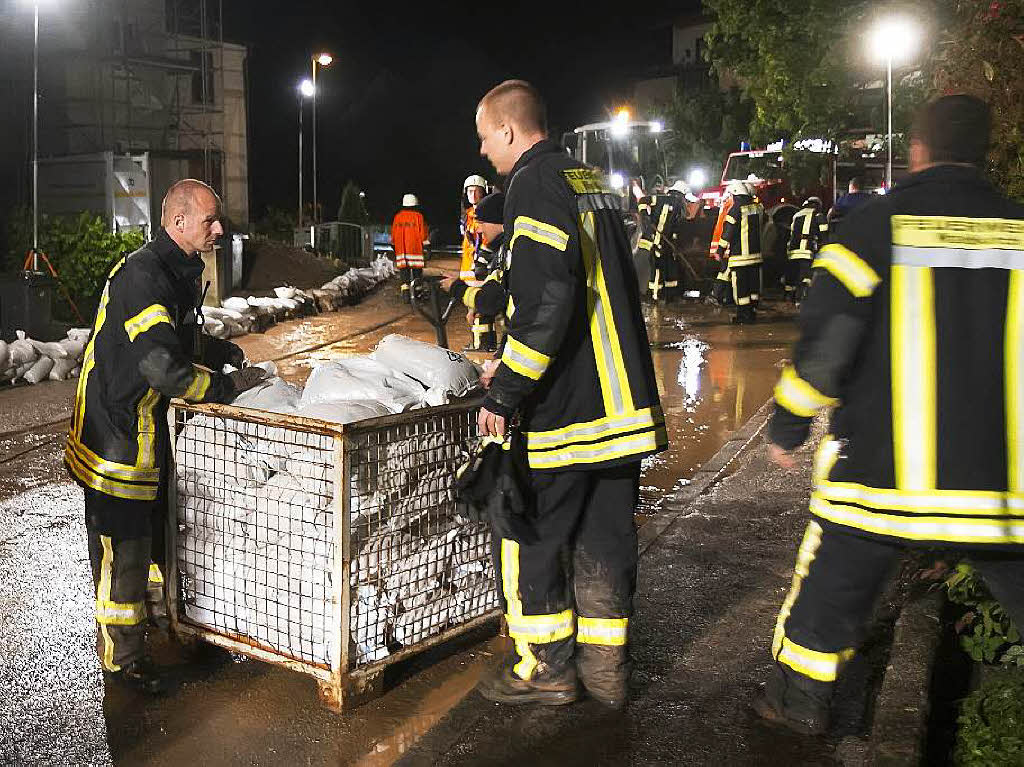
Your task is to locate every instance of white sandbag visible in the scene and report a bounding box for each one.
[372,335,478,397]
[273,286,297,300]
[0,340,8,371]
[58,339,86,360]
[9,332,38,366]
[66,327,92,344]
[278,297,299,311]
[221,296,251,313]
[299,358,424,409]
[70,366,81,378]
[13,361,33,380]
[204,305,247,323]
[203,317,229,339]
[295,399,392,424]
[232,377,302,414]
[29,338,69,359]
[23,356,54,383]
[48,357,77,381]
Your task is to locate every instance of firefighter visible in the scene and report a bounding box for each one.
[391,193,429,302]
[714,180,764,323]
[459,175,493,350]
[784,196,827,303]
[444,191,506,353]
[66,179,268,694]
[473,80,667,709]
[756,95,1024,735]
[826,176,873,233]
[636,180,695,301]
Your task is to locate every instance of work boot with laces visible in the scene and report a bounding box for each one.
[104,656,170,696]
[477,663,580,706]
[751,662,831,735]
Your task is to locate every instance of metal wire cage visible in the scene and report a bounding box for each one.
[167,397,499,710]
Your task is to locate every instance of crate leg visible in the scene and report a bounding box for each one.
[317,678,346,712]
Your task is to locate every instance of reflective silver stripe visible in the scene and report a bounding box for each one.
[501,342,547,380]
[528,430,661,469]
[513,217,569,251]
[526,407,661,449]
[506,610,574,642]
[817,482,1024,514]
[893,246,1024,270]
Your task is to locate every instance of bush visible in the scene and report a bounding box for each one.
[5,208,145,322]
[945,563,1024,665]
[955,669,1024,766]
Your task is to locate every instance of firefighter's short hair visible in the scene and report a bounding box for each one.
[479,80,548,136]
[912,94,991,167]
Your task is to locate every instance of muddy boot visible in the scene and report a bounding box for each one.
[576,644,630,710]
[477,664,580,706]
[751,663,831,735]
[732,306,756,325]
[146,563,169,631]
[104,656,170,696]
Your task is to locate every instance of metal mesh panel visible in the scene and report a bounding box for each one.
[173,409,337,667]
[347,408,498,668]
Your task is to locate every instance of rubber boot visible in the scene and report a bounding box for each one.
[576,643,630,710]
[477,662,580,706]
[104,656,170,696]
[732,305,756,324]
[751,662,831,735]
[145,563,169,631]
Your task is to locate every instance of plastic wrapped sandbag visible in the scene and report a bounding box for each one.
[221,296,251,313]
[58,338,86,360]
[29,338,69,359]
[273,286,297,300]
[49,357,77,381]
[70,366,81,378]
[299,358,424,410]
[372,335,478,397]
[205,305,247,323]
[203,317,228,339]
[13,361,33,380]
[66,328,92,344]
[296,399,392,424]
[23,356,54,384]
[9,332,38,367]
[232,377,302,414]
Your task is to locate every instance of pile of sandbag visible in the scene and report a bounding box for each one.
[311,256,396,312]
[0,328,91,385]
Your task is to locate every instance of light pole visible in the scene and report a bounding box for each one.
[311,52,332,224]
[870,17,919,190]
[298,79,314,230]
[31,0,40,271]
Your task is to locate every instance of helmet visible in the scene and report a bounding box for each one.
[725,180,754,198]
[668,179,698,202]
[402,193,418,207]
[803,196,823,209]
[463,174,488,191]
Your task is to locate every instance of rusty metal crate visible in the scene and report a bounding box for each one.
[166,397,499,710]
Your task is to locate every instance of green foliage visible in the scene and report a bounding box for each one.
[337,181,369,225]
[955,669,1024,766]
[5,207,144,321]
[946,563,1024,666]
[253,206,296,242]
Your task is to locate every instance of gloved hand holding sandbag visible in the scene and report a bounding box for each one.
[227,366,270,396]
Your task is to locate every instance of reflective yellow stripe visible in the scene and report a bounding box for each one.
[526,406,663,450]
[1008,271,1024,492]
[777,637,854,682]
[73,284,111,442]
[772,521,823,658]
[581,210,634,415]
[811,495,1024,544]
[816,480,1024,515]
[814,244,881,297]
[463,286,481,308]
[97,536,120,671]
[183,366,211,401]
[773,366,837,418]
[653,204,671,247]
[727,253,762,267]
[501,336,552,381]
[637,238,654,250]
[527,427,664,469]
[891,265,936,490]
[95,599,146,626]
[577,616,628,646]
[64,445,158,501]
[812,436,841,487]
[500,539,539,680]
[892,215,1024,253]
[148,563,164,584]
[135,387,160,469]
[511,216,570,252]
[506,610,575,643]
[123,303,173,342]
[724,216,737,225]
[65,433,160,482]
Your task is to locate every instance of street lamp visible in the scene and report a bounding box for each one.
[870,17,919,190]
[311,52,333,224]
[298,79,314,229]
[26,0,43,271]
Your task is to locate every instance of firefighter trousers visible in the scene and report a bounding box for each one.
[85,490,155,671]
[785,257,812,302]
[642,245,680,301]
[773,520,1024,685]
[730,264,761,308]
[491,462,640,681]
[399,266,423,297]
[469,313,497,351]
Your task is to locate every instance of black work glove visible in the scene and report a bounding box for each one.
[203,337,245,370]
[227,366,269,396]
[453,434,537,544]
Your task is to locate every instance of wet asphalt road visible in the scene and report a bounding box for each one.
[0,274,809,766]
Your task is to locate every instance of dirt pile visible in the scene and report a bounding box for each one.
[240,239,342,293]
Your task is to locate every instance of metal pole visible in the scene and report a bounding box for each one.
[886,53,893,190]
[298,95,303,229]
[312,58,318,225]
[32,0,39,269]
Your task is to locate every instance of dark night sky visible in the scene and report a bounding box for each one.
[228,0,696,243]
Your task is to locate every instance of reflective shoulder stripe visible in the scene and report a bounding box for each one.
[124,303,173,342]
[462,285,481,308]
[501,335,552,381]
[511,216,570,252]
[814,244,881,297]
[183,366,212,401]
[773,365,837,418]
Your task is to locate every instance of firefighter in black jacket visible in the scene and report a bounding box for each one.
[444,191,507,351]
[756,96,1024,735]
[714,180,764,323]
[66,179,267,693]
[636,180,694,301]
[785,196,828,303]
[473,80,667,709]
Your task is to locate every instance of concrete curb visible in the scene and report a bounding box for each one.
[866,588,945,766]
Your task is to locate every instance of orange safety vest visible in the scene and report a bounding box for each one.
[709,195,734,259]
[391,208,428,267]
[460,205,482,284]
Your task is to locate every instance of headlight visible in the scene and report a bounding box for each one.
[687,168,707,188]
[609,173,625,190]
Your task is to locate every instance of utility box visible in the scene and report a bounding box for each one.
[0,272,56,342]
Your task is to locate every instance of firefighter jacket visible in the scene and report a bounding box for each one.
[482,139,667,471]
[391,208,429,260]
[769,164,1024,548]
[637,192,685,255]
[709,195,734,259]
[66,229,236,502]
[450,232,507,318]
[459,204,482,283]
[787,206,828,260]
[715,194,763,268]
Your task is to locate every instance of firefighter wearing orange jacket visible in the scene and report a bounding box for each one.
[391,194,429,301]
[459,174,491,348]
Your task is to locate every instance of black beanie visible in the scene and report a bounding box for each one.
[474,192,505,225]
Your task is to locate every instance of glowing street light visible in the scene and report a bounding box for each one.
[869,17,919,190]
[297,79,314,228]
[311,52,334,224]
[687,168,707,189]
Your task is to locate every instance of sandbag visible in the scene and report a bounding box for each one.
[29,338,69,359]
[372,335,479,397]
[221,296,251,313]
[295,399,392,424]
[58,339,86,360]
[23,356,54,383]
[49,357,77,381]
[66,328,92,344]
[299,358,424,410]
[232,377,301,414]
[273,286,297,300]
[9,332,38,367]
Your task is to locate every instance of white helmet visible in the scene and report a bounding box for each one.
[402,193,418,207]
[725,180,754,197]
[463,174,488,191]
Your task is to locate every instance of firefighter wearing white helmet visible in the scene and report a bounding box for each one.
[391,193,429,301]
[714,180,764,323]
[636,179,698,301]
[785,196,828,303]
[460,174,491,349]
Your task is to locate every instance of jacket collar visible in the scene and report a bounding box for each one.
[895,163,991,193]
[507,138,563,181]
[151,227,205,284]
